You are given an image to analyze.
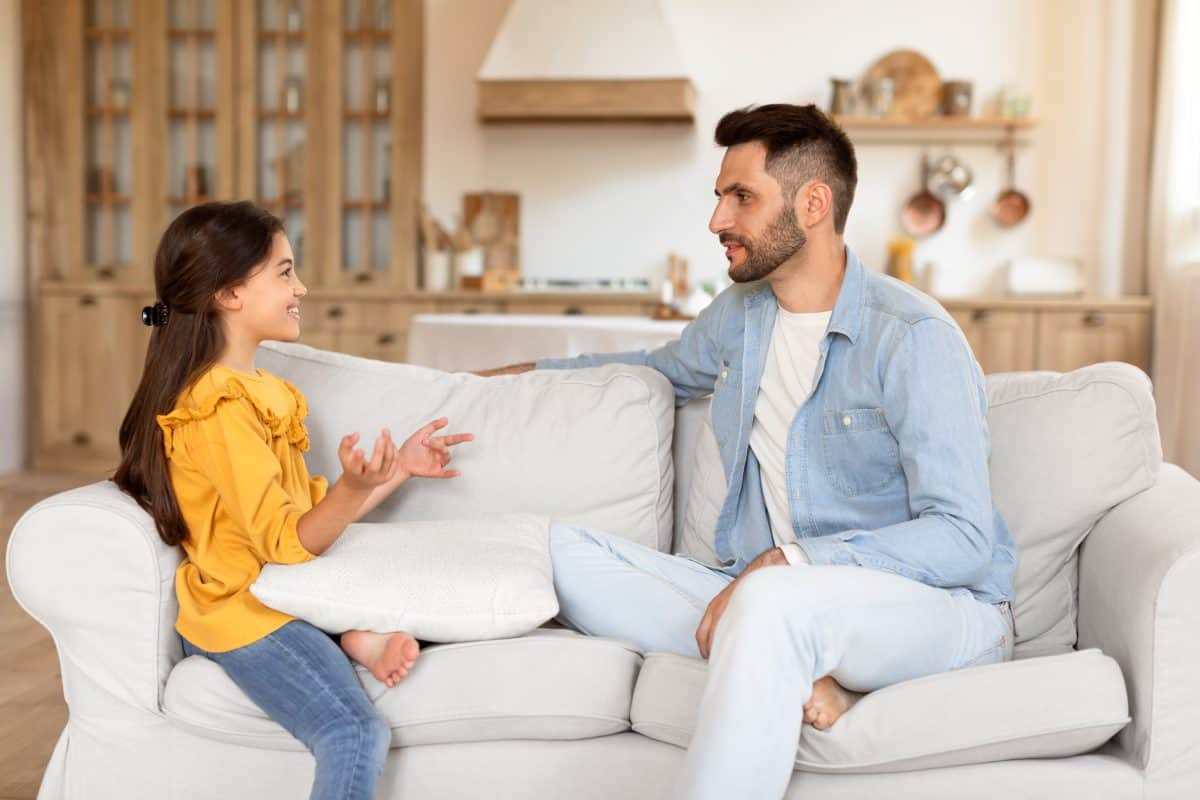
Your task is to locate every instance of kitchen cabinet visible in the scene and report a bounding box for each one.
[942,297,1152,375]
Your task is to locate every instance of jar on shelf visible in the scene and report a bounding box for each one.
[286,0,303,32]
[374,78,390,114]
[886,237,916,285]
[282,76,303,113]
[109,78,131,109]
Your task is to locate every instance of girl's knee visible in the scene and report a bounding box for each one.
[313,708,391,765]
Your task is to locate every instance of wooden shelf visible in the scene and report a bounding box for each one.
[168,29,215,39]
[343,29,391,40]
[831,115,1037,145]
[258,109,304,119]
[343,109,390,120]
[86,193,130,205]
[86,107,131,117]
[342,199,389,209]
[84,28,130,39]
[168,108,216,119]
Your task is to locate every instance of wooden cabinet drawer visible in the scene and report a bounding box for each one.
[337,330,409,363]
[503,300,653,316]
[433,300,506,315]
[1035,309,1151,372]
[949,309,1037,374]
[300,299,374,332]
[35,291,147,471]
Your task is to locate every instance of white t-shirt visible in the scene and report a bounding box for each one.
[748,306,832,566]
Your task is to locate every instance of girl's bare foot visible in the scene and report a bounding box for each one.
[340,629,420,688]
[803,675,861,731]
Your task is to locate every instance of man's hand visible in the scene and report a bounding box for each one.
[695,547,789,659]
[473,362,535,377]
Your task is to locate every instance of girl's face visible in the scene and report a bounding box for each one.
[220,232,307,343]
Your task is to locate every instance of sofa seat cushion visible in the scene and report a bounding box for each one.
[164,629,640,750]
[631,648,1129,774]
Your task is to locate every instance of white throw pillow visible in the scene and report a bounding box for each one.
[256,341,676,553]
[250,514,557,642]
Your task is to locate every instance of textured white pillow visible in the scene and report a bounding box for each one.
[256,341,676,552]
[250,514,557,642]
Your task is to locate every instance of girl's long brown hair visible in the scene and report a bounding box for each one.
[112,201,283,546]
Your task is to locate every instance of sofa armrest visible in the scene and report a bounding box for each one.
[6,480,183,716]
[1078,463,1200,798]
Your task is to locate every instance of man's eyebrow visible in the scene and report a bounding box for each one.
[714,182,754,197]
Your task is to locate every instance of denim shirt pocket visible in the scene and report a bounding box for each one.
[820,408,903,497]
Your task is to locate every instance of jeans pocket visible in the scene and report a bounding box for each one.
[960,643,1005,669]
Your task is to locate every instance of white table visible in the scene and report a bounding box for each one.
[406,313,689,372]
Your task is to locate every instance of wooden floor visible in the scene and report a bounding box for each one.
[0,471,99,800]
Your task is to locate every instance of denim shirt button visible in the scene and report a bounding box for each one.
[842,415,852,427]
[720,369,729,381]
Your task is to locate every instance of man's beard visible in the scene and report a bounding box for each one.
[722,205,807,283]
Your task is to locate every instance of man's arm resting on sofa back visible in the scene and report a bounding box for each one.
[473,289,732,404]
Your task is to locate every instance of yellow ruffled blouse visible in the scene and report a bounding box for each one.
[157,364,328,652]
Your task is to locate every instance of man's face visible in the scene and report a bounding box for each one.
[708,142,807,283]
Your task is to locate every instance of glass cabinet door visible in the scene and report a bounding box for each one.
[84,0,134,280]
[341,0,393,283]
[251,0,310,267]
[166,0,230,221]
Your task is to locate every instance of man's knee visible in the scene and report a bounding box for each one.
[721,567,823,636]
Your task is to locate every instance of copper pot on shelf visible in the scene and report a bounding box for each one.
[900,153,945,237]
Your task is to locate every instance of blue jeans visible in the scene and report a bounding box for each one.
[549,524,1014,800]
[181,620,390,800]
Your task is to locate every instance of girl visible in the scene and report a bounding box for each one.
[113,201,472,799]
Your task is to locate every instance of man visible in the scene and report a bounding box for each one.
[481,104,1017,799]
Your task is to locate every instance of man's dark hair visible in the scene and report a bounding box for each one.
[714,104,858,234]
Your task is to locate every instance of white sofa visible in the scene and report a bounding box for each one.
[8,341,1200,799]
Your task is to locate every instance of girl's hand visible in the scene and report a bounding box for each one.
[398,418,474,479]
[338,429,402,492]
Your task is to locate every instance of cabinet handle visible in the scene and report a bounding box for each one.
[72,432,91,446]
[354,272,373,284]
[971,309,989,323]
[326,305,345,319]
[377,333,395,345]
[463,308,480,315]
[564,306,584,316]
[79,294,97,307]
[1083,311,1105,327]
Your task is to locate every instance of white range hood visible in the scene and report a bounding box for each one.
[477,0,694,123]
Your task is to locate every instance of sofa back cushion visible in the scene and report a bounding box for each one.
[674,362,1162,659]
[257,341,676,552]
[985,362,1160,656]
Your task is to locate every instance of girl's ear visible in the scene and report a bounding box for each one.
[213,285,242,313]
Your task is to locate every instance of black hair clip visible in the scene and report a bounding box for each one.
[141,301,170,327]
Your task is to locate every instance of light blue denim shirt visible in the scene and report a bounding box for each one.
[538,246,1017,605]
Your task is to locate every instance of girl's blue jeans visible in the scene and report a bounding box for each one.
[182,619,390,800]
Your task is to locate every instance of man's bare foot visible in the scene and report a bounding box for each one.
[803,675,861,731]
[340,629,420,688]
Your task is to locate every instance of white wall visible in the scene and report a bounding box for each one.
[424,0,1151,296]
[0,2,25,473]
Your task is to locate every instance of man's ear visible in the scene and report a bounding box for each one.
[796,180,834,229]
